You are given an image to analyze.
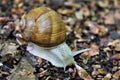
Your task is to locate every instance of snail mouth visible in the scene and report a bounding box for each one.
[16,38,28,45]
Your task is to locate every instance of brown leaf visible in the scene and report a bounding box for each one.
[74,22,82,38]
[90,26,99,34]
[97,69,107,75]
[98,25,108,36]
[57,9,73,15]
[39,70,47,77]
[81,7,90,17]
[65,25,72,34]
[104,13,115,25]
[114,10,120,20]
[75,10,83,20]
[8,57,36,80]
[102,73,112,80]
[84,21,100,34]
[92,70,98,76]
[37,57,43,64]
[75,64,93,80]
[0,17,9,23]
[1,42,19,56]
[109,54,120,60]
[81,44,99,57]
[108,39,120,51]
[113,70,120,79]
[114,0,119,7]
[98,1,108,8]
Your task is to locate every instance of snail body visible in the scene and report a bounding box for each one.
[27,42,75,68]
[16,7,91,68]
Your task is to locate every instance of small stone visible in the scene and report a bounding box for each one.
[92,65,101,69]
[0,62,3,66]
[102,73,112,80]
[110,31,120,39]
[2,65,10,72]
[68,68,74,73]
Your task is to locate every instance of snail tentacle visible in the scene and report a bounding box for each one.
[72,48,91,56]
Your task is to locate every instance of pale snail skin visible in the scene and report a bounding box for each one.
[16,7,91,69]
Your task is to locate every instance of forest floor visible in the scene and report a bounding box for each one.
[0,0,120,80]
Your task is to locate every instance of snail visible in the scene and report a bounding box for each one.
[14,7,91,70]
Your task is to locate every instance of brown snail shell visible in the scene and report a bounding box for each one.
[19,7,66,47]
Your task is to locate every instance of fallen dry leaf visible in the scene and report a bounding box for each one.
[8,57,36,80]
[1,42,19,56]
[104,13,115,25]
[98,25,108,36]
[57,9,74,15]
[97,68,107,75]
[0,17,10,23]
[108,39,120,51]
[92,70,98,76]
[74,22,82,38]
[90,26,99,34]
[75,64,93,80]
[114,0,119,7]
[75,9,83,20]
[109,54,120,60]
[114,10,120,20]
[102,73,112,80]
[65,25,72,34]
[98,1,108,8]
[37,57,43,64]
[81,43,99,57]
[81,7,90,17]
[113,70,120,79]
[39,69,47,77]
[84,21,100,34]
